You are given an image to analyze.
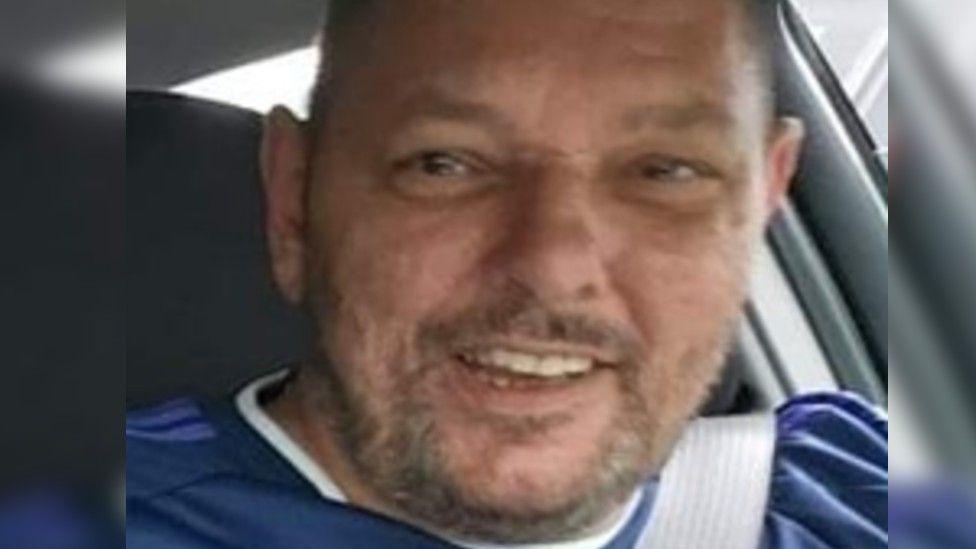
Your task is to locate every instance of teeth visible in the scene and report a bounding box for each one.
[490,376,511,389]
[465,349,594,378]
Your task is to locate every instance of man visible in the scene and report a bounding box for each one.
[126,0,888,547]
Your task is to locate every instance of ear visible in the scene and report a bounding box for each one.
[260,106,309,304]
[762,117,805,223]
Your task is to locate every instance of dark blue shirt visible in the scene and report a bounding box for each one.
[126,391,887,548]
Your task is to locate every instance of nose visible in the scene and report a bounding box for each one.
[488,176,609,303]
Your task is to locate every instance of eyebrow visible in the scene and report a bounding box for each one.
[620,102,734,132]
[396,92,515,135]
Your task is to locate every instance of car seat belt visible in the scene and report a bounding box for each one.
[636,413,777,549]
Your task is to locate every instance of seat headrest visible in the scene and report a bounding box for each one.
[127,91,310,408]
[126,90,744,414]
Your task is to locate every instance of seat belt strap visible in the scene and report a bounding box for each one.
[637,414,777,549]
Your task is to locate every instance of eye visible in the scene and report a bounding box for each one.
[389,150,498,199]
[638,158,708,183]
[618,154,727,207]
[412,152,474,178]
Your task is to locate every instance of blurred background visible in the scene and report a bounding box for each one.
[0,1,122,547]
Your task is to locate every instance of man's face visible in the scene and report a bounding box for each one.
[264,0,801,542]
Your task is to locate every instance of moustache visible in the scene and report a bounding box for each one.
[417,299,643,369]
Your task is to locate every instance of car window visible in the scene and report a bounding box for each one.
[173,47,317,116]
[795,0,888,153]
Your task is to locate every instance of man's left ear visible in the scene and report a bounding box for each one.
[763,117,805,221]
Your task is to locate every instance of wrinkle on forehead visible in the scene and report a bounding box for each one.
[574,0,741,59]
[574,0,731,22]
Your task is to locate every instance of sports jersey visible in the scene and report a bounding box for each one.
[126,371,887,548]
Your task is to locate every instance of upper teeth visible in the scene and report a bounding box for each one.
[464,349,594,378]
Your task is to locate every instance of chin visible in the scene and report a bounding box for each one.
[430,412,639,518]
[461,453,599,513]
[408,444,638,544]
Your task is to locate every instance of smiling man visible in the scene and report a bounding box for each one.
[126,1,888,547]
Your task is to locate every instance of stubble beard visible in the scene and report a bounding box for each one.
[307,346,662,544]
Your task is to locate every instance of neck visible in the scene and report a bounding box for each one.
[264,368,395,515]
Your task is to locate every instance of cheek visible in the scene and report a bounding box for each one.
[309,183,498,376]
[611,213,755,412]
[641,243,749,335]
[327,208,491,322]
[615,206,753,333]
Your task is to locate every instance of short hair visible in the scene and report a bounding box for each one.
[308,0,776,130]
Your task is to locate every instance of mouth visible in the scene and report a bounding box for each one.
[453,344,617,391]
[435,343,623,427]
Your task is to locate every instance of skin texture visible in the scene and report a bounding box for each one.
[260,0,804,543]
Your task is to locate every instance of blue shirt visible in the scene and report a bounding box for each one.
[126,390,887,548]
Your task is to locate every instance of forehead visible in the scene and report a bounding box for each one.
[330,0,759,136]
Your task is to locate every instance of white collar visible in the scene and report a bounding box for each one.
[236,369,643,549]
[236,369,347,502]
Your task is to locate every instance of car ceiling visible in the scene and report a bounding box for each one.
[128,0,324,89]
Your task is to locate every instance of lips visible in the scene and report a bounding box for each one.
[452,343,616,391]
[436,353,615,420]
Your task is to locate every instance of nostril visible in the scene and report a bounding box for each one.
[576,284,599,300]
